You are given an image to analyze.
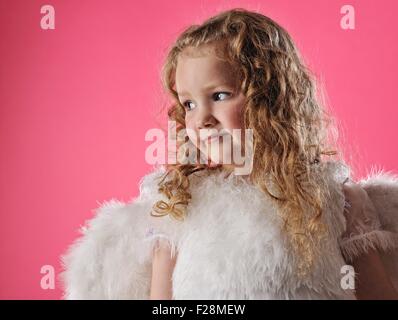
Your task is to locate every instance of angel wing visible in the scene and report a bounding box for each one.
[58,166,180,299]
[337,168,398,291]
[359,172,398,291]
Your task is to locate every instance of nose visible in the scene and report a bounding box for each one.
[196,107,217,130]
[197,116,216,130]
[196,113,219,142]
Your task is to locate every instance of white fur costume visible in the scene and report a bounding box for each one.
[59,161,398,299]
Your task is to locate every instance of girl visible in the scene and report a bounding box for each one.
[60,8,398,300]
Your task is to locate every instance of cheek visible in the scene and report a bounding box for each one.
[223,103,244,130]
[185,114,194,129]
[185,115,195,135]
[184,116,199,145]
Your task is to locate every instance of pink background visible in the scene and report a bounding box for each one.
[0,0,397,299]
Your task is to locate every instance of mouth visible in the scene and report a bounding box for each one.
[201,133,230,143]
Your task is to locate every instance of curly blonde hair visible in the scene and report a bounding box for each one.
[151,8,340,276]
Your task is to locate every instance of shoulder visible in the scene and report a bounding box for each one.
[80,166,167,232]
[138,166,167,202]
[341,180,378,236]
[84,166,171,236]
[342,180,369,205]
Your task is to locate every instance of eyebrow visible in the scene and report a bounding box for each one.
[177,83,234,97]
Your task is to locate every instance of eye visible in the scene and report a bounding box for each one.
[182,100,196,111]
[182,92,231,112]
[213,92,231,101]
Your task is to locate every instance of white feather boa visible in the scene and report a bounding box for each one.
[59,161,398,299]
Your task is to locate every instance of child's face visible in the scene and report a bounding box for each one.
[175,44,246,170]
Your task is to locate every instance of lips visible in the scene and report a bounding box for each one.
[202,133,229,142]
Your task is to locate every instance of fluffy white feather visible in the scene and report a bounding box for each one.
[59,161,398,299]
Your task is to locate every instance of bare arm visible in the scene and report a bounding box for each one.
[149,239,177,300]
[351,248,398,300]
